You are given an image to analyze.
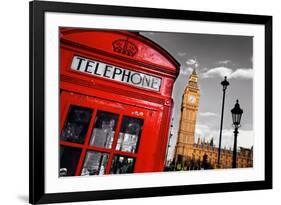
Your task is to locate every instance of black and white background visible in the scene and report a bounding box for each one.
[142,32,253,160]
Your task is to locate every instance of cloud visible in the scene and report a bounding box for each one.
[186,59,196,65]
[201,67,209,72]
[199,112,218,117]
[214,129,254,149]
[180,66,193,76]
[195,126,254,149]
[230,69,253,79]
[201,67,232,78]
[196,124,210,130]
[186,58,199,68]
[195,124,211,137]
[201,67,253,79]
[217,60,231,65]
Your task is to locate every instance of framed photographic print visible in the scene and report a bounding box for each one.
[29,0,272,204]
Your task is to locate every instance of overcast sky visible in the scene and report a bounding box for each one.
[141,31,253,160]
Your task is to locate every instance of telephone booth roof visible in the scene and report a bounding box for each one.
[60,28,180,78]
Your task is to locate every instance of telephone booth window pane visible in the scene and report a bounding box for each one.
[61,105,93,144]
[81,151,109,176]
[89,111,118,149]
[116,117,143,153]
[60,146,81,177]
[110,156,135,174]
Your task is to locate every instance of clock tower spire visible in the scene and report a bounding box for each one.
[174,68,200,164]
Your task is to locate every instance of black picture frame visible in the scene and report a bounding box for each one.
[29,0,272,204]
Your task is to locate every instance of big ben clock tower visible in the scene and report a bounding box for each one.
[174,69,200,163]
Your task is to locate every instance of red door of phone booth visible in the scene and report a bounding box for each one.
[59,28,180,176]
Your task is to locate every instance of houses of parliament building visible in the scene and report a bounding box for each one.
[173,69,253,169]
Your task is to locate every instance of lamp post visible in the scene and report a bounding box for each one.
[231,100,243,168]
[217,76,230,166]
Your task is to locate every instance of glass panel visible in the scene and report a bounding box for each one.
[81,151,109,176]
[89,111,118,149]
[61,105,93,144]
[60,146,81,177]
[238,114,242,125]
[116,116,143,153]
[110,155,135,174]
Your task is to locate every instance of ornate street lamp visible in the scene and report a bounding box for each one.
[231,99,243,168]
[217,76,230,166]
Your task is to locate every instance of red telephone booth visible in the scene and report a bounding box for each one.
[59,28,180,177]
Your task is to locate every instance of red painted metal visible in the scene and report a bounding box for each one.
[59,28,180,174]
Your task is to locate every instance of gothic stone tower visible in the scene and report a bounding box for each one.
[175,69,200,163]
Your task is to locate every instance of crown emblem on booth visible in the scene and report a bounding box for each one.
[112,39,138,57]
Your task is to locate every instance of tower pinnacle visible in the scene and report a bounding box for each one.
[187,68,199,89]
[192,68,197,76]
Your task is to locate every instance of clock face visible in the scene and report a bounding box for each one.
[188,95,196,104]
